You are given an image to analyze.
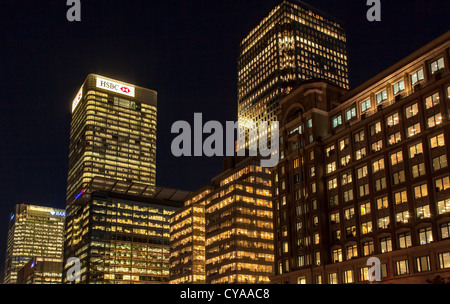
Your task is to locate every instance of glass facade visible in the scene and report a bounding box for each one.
[4,204,65,284]
[63,184,186,284]
[238,0,349,141]
[66,74,157,203]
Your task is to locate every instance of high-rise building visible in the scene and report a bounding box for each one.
[67,74,157,203]
[169,187,212,284]
[3,204,65,284]
[17,257,63,284]
[237,0,349,134]
[271,31,450,284]
[205,156,274,284]
[63,176,189,284]
[169,156,275,284]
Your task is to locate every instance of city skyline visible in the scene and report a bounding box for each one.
[0,0,449,282]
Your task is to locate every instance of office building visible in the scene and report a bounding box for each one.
[169,187,213,284]
[67,74,157,202]
[63,176,189,284]
[237,0,349,144]
[271,31,450,284]
[17,257,63,284]
[3,204,65,284]
[205,156,274,284]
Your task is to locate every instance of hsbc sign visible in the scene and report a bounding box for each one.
[96,77,135,97]
[71,87,83,113]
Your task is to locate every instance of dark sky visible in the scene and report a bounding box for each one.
[0,0,448,281]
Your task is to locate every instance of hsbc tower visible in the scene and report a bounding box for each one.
[66,74,158,203]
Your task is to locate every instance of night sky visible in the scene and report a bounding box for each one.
[0,0,448,281]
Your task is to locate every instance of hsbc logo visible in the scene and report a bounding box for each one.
[96,77,135,97]
[71,87,83,113]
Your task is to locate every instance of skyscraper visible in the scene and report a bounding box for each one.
[237,0,349,132]
[3,204,65,284]
[63,177,189,284]
[67,74,157,203]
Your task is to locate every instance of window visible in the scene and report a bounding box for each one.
[360,202,371,216]
[390,151,403,166]
[355,148,366,161]
[293,158,300,169]
[354,130,365,143]
[346,107,356,121]
[309,150,315,161]
[430,57,445,74]
[411,163,426,179]
[362,241,374,256]
[439,252,450,269]
[328,272,338,284]
[307,119,312,128]
[360,267,370,282]
[308,135,313,144]
[346,226,356,238]
[414,183,428,198]
[437,198,450,215]
[361,99,371,113]
[416,256,431,272]
[395,260,409,275]
[343,190,354,203]
[388,132,401,145]
[394,190,407,205]
[425,92,440,109]
[344,208,355,220]
[341,172,352,185]
[430,134,445,149]
[433,155,448,171]
[343,270,354,284]
[393,80,405,95]
[370,122,382,136]
[310,166,316,177]
[297,277,306,284]
[332,230,341,242]
[332,249,342,263]
[378,216,390,229]
[396,211,409,224]
[380,237,392,253]
[314,233,320,244]
[373,158,385,173]
[386,113,399,127]
[315,275,322,284]
[428,113,443,128]
[371,140,383,152]
[359,184,370,197]
[339,138,349,151]
[326,145,336,157]
[377,196,389,210]
[411,69,424,85]
[441,223,450,239]
[330,212,340,224]
[357,166,368,179]
[346,245,358,260]
[315,251,320,266]
[327,161,336,174]
[341,155,351,167]
[405,103,419,119]
[435,176,450,192]
[398,232,412,249]
[376,90,388,104]
[418,227,433,245]
[375,177,387,192]
[392,170,406,185]
[361,221,373,235]
[329,195,339,208]
[311,182,317,194]
[332,115,342,128]
[409,142,423,158]
[407,123,421,138]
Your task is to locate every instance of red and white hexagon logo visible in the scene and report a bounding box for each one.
[121,87,131,93]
